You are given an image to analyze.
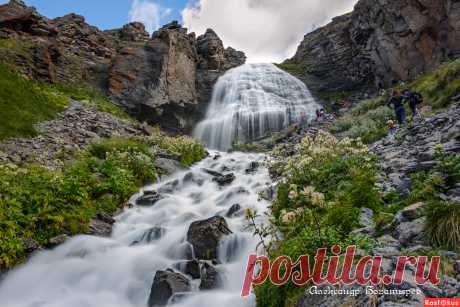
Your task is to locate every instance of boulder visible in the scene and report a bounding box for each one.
[225,204,242,218]
[136,191,163,206]
[245,161,260,174]
[186,216,232,260]
[212,173,236,186]
[134,227,166,244]
[393,202,425,224]
[174,260,201,279]
[393,217,426,246]
[199,262,221,290]
[20,237,41,254]
[155,158,183,175]
[85,218,112,236]
[148,269,191,307]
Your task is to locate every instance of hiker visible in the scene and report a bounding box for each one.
[387,119,397,136]
[387,90,406,125]
[402,89,423,118]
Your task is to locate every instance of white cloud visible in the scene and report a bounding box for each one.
[129,0,166,34]
[182,0,358,63]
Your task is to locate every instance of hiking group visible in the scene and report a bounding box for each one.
[387,89,424,136]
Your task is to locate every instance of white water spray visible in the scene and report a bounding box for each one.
[194,63,319,150]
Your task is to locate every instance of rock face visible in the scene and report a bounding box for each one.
[0,2,246,133]
[186,216,232,260]
[289,0,460,94]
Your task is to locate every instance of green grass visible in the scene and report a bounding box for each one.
[0,64,69,140]
[408,58,460,109]
[330,96,393,143]
[274,62,306,76]
[50,83,129,119]
[0,134,207,270]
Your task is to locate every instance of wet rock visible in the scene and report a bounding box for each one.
[48,234,69,247]
[134,227,166,244]
[148,269,191,307]
[245,161,260,174]
[174,260,201,279]
[212,173,235,186]
[225,204,242,218]
[155,158,183,175]
[186,216,232,260]
[85,218,112,236]
[20,237,41,254]
[158,180,180,194]
[199,262,221,290]
[136,191,163,206]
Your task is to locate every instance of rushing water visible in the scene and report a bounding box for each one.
[194,63,319,150]
[0,152,271,307]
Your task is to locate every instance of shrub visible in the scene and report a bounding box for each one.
[330,101,393,143]
[147,131,207,166]
[425,201,460,252]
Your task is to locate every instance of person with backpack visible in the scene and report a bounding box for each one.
[402,89,423,118]
[388,90,406,125]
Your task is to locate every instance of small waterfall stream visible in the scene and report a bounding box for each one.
[194,63,319,150]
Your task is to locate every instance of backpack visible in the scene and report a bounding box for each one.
[412,92,423,105]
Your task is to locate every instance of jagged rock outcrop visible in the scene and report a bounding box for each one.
[0,1,246,133]
[289,0,460,94]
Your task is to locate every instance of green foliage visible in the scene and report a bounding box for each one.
[425,201,460,252]
[50,83,129,119]
[146,130,208,166]
[330,97,393,143]
[258,131,379,307]
[274,62,306,76]
[408,58,460,109]
[0,64,68,140]
[0,136,160,269]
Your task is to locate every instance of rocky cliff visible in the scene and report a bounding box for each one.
[289,0,460,95]
[0,0,245,132]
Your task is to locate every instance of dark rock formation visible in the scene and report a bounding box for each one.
[148,269,191,307]
[199,262,221,290]
[0,2,246,133]
[136,191,164,207]
[186,215,232,260]
[289,0,460,94]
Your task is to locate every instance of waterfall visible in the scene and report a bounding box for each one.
[194,63,319,150]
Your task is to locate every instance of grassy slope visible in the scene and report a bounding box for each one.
[330,58,460,143]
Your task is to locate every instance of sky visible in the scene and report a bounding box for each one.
[0,0,358,62]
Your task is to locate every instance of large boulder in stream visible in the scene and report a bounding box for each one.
[148,269,191,307]
[186,216,232,260]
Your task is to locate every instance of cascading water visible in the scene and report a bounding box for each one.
[0,152,271,307]
[194,63,319,150]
